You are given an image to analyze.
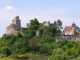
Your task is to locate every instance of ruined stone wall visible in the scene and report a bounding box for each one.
[56,35,80,41]
[6,28,17,35]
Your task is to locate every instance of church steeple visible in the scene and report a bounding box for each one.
[72,22,76,27]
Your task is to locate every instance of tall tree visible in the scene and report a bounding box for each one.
[57,19,62,29]
[53,21,57,27]
[27,18,40,38]
[29,18,40,30]
[29,38,39,51]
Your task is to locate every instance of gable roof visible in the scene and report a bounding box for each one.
[7,24,21,29]
[64,26,73,32]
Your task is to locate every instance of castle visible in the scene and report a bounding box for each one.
[6,16,55,35]
[6,16,80,36]
[6,16,21,35]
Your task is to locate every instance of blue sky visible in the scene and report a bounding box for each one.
[0,0,80,37]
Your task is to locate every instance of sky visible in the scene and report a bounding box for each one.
[0,0,80,37]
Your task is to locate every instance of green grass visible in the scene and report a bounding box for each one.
[0,58,13,60]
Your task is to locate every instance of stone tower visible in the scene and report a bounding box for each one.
[12,16,21,27]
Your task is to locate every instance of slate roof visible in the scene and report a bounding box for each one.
[72,22,76,27]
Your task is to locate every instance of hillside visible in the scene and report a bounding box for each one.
[0,18,80,60]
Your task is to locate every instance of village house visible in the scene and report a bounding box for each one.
[63,22,80,35]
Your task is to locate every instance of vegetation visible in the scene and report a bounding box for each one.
[1,18,80,60]
[0,58,13,60]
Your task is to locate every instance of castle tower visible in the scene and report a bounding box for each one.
[12,16,21,27]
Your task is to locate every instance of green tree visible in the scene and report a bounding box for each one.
[39,44,49,54]
[29,38,39,51]
[16,30,23,37]
[48,48,68,60]
[1,46,11,56]
[29,18,40,30]
[27,18,40,38]
[57,19,62,27]
[53,21,57,28]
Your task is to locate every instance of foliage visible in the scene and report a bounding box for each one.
[0,18,63,59]
[16,53,33,59]
[1,46,11,56]
[39,44,49,54]
[0,58,13,60]
[29,37,39,51]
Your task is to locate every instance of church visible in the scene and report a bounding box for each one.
[63,22,80,35]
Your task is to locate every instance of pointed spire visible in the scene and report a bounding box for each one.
[72,20,76,27]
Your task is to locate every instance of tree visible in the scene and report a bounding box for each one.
[39,44,49,54]
[48,48,68,60]
[57,19,62,27]
[29,18,40,30]
[16,30,23,37]
[74,30,79,35]
[53,21,57,28]
[1,46,11,56]
[42,26,57,36]
[27,18,40,37]
[15,42,22,49]
[29,38,39,51]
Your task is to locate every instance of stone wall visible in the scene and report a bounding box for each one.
[6,28,17,35]
[56,35,80,41]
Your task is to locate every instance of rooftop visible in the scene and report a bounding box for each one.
[6,23,21,29]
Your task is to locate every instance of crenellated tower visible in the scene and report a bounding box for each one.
[12,16,21,27]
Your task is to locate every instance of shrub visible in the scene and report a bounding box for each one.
[39,44,49,54]
[1,46,11,56]
[16,53,33,59]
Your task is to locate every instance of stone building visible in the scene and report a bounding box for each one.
[63,22,80,35]
[36,30,40,37]
[6,16,21,35]
[26,21,54,28]
[42,21,54,27]
[63,26,74,35]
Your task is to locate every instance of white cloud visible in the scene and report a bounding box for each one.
[4,6,18,12]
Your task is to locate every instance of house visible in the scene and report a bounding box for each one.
[63,26,74,35]
[63,22,80,35]
[6,16,21,35]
